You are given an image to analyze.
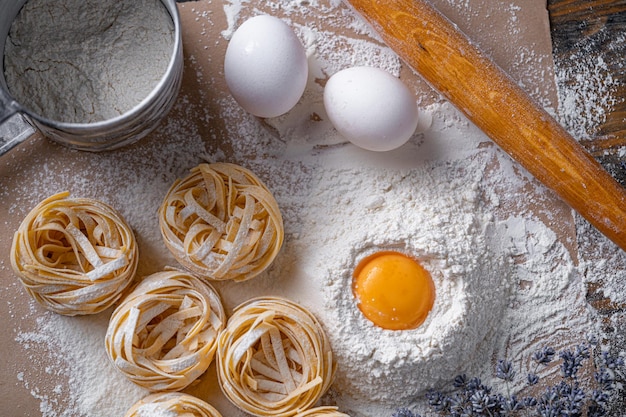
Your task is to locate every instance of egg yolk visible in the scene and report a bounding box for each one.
[353,251,435,330]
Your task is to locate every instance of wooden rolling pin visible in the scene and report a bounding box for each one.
[345,0,626,252]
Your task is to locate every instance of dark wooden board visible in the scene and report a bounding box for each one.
[548,1,626,155]
[548,2,626,413]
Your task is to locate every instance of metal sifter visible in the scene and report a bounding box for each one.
[0,0,183,155]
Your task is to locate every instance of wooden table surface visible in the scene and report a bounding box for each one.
[548,1,626,413]
[549,0,626,153]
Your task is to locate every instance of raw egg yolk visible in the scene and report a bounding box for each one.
[353,251,435,330]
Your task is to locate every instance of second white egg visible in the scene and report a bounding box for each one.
[224,15,308,118]
[323,66,419,152]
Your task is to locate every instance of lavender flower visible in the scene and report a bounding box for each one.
[591,389,609,407]
[396,340,625,417]
[532,346,556,365]
[425,389,448,412]
[538,384,560,413]
[599,350,624,370]
[558,381,585,416]
[392,408,419,417]
[501,394,524,413]
[466,377,487,393]
[453,374,468,388]
[496,359,516,382]
[469,390,496,413]
[523,396,538,407]
[560,344,589,379]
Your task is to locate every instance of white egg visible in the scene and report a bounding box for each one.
[323,66,419,152]
[224,15,308,118]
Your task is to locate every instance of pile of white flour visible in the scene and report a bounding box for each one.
[1,0,612,416]
[3,0,174,123]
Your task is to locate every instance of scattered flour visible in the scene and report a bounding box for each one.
[3,0,174,123]
[0,0,618,416]
[15,311,150,416]
[314,155,512,405]
[551,21,626,401]
[553,30,624,141]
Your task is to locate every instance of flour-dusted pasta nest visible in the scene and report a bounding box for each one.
[217,296,335,417]
[124,392,223,417]
[159,162,284,282]
[294,406,351,417]
[105,268,226,391]
[9,191,138,316]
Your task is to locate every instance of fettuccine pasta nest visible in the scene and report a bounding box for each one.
[124,392,223,417]
[105,268,225,391]
[217,297,335,417]
[294,406,351,417]
[159,162,284,282]
[10,191,138,316]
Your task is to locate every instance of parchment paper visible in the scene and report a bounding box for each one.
[0,1,565,415]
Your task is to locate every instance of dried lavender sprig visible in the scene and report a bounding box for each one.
[529,346,556,389]
[599,350,625,371]
[496,359,516,382]
[532,346,556,365]
[392,407,420,417]
[469,389,497,414]
[397,342,626,417]
[453,374,468,388]
[560,344,589,379]
[425,389,449,412]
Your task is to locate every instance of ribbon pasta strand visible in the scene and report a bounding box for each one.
[105,268,226,391]
[294,406,351,417]
[217,297,335,417]
[159,163,284,282]
[10,191,138,315]
[124,392,223,417]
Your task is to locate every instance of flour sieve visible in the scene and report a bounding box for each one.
[0,0,183,155]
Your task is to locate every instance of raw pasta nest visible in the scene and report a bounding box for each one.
[105,268,226,391]
[217,297,335,417]
[159,162,284,282]
[9,191,138,316]
[293,407,351,417]
[124,392,223,417]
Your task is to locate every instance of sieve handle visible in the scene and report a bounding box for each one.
[0,88,35,155]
